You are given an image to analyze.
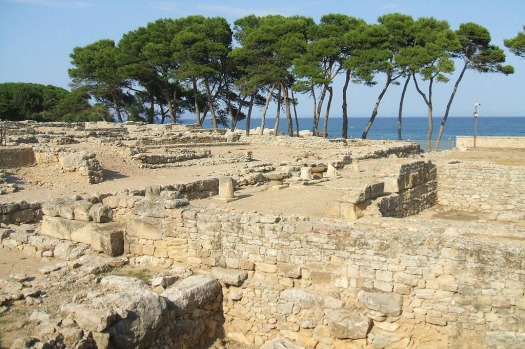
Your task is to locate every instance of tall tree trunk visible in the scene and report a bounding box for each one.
[148,93,155,124]
[435,62,468,151]
[245,93,255,137]
[192,77,201,126]
[112,94,123,123]
[204,78,218,129]
[314,86,327,136]
[311,85,318,135]
[260,85,275,135]
[160,104,166,124]
[291,88,299,137]
[282,84,293,137]
[163,81,175,123]
[342,70,351,139]
[398,74,411,141]
[362,75,392,139]
[274,88,282,135]
[171,89,178,124]
[322,86,333,138]
[413,71,434,151]
[231,94,248,131]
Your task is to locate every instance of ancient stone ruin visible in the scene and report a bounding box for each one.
[0,121,524,349]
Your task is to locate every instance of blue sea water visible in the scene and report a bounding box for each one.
[186,116,525,150]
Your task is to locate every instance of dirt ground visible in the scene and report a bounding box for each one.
[0,141,523,348]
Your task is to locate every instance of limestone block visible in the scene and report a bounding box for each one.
[145,185,161,200]
[300,167,313,180]
[161,275,221,315]
[74,201,93,221]
[324,309,371,339]
[126,216,163,240]
[326,164,338,178]
[366,182,385,200]
[261,337,305,349]
[358,290,402,316]
[11,209,36,224]
[89,203,113,223]
[132,200,166,218]
[257,262,278,273]
[218,176,235,200]
[324,202,341,218]
[211,267,248,286]
[40,216,124,256]
[278,263,302,279]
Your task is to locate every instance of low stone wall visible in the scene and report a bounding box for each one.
[0,147,36,168]
[456,136,525,149]
[119,203,525,348]
[326,160,437,220]
[0,201,42,225]
[437,160,525,221]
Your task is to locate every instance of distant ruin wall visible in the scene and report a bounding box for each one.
[0,147,36,168]
[437,160,525,221]
[121,203,525,348]
[0,201,42,225]
[456,136,525,149]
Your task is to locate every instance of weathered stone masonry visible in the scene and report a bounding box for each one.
[121,203,525,348]
[437,160,525,221]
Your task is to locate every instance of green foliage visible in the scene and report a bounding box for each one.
[0,83,104,122]
[505,26,525,59]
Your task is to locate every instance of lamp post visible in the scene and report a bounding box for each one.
[474,103,481,147]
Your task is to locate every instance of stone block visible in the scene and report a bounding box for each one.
[358,290,402,316]
[132,199,166,218]
[74,201,93,221]
[161,275,221,315]
[89,203,113,223]
[211,267,248,286]
[324,309,371,339]
[257,262,278,273]
[40,216,124,256]
[126,216,163,240]
[278,263,302,279]
[145,185,161,200]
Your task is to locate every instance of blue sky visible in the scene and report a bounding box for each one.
[1,0,524,118]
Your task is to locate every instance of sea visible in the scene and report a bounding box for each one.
[183,116,525,151]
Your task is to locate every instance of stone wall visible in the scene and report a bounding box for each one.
[0,201,42,225]
[437,160,525,221]
[0,147,36,168]
[120,203,525,348]
[456,136,525,149]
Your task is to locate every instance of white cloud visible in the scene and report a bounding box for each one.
[4,0,93,8]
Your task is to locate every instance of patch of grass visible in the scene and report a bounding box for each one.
[118,268,153,282]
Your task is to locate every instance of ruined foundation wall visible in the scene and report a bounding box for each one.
[456,136,525,149]
[123,205,525,348]
[437,161,525,221]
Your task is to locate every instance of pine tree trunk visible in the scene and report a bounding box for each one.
[435,63,468,151]
[398,75,411,140]
[274,88,281,135]
[362,76,392,139]
[322,86,333,138]
[342,70,351,139]
[192,77,201,126]
[412,71,434,150]
[282,84,293,136]
[204,78,218,129]
[260,85,275,135]
[148,93,155,124]
[314,86,327,136]
[245,93,255,137]
[291,89,299,137]
[112,94,123,123]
